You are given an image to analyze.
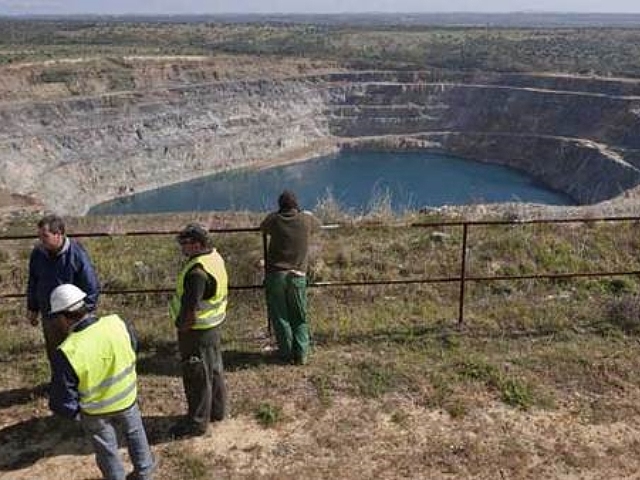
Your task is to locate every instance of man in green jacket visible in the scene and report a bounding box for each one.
[260,190,321,365]
[169,224,228,438]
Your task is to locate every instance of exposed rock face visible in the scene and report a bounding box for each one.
[341,133,638,205]
[0,59,639,214]
[0,61,337,214]
[325,71,640,204]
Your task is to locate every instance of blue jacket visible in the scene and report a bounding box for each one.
[49,315,139,419]
[27,237,100,319]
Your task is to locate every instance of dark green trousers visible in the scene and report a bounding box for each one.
[178,327,227,431]
[265,271,310,363]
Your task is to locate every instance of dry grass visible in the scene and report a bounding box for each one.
[3,211,640,478]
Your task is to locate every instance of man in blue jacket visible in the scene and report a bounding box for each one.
[26,214,100,373]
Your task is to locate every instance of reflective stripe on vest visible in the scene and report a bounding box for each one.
[60,314,137,415]
[169,250,228,330]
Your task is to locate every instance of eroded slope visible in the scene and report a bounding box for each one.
[1,57,640,213]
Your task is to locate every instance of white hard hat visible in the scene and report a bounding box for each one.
[49,284,87,314]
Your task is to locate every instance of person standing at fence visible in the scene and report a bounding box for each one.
[26,214,100,375]
[168,223,229,438]
[260,190,321,365]
[48,284,155,480]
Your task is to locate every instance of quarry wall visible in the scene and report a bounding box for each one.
[1,61,639,214]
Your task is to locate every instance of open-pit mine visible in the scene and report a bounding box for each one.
[1,54,640,215]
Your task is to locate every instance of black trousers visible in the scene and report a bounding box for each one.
[177,327,227,430]
[42,317,65,372]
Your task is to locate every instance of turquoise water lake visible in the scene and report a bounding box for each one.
[89,151,575,214]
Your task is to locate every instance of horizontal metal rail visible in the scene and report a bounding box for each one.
[3,214,640,324]
[1,214,638,241]
[2,269,638,298]
[0,226,262,241]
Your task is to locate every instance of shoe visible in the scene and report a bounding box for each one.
[169,421,207,439]
[126,472,153,480]
[34,382,49,397]
[126,456,156,480]
[292,355,308,366]
[273,351,292,364]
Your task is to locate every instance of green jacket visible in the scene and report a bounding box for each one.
[260,209,320,273]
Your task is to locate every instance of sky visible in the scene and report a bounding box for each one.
[1,0,639,15]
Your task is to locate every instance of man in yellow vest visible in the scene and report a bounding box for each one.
[48,284,154,480]
[169,223,228,438]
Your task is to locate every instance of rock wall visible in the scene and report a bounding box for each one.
[341,133,639,204]
[325,72,640,204]
[1,61,639,214]
[328,78,640,149]
[0,77,335,214]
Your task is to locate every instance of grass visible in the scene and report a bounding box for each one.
[3,210,640,477]
[255,402,283,428]
[162,445,209,480]
[352,361,401,398]
[309,373,334,408]
[4,15,640,476]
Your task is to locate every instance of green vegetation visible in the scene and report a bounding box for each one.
[2,18,640,77]
[163,445,209,479]
[3,211,640,411]
[3,15,640,476]
[3,210,640,476]
[255,402,283,428]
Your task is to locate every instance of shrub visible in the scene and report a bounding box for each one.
[255,402,283,427]
[456,359,500,383]
[500,378,533,410]
[603,294,640,335]
[353,361,398,398]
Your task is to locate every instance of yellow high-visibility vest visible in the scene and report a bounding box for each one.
[169,250,228,330]
[60,314,137,415]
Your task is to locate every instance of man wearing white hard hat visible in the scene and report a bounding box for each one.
[48,284,154,480]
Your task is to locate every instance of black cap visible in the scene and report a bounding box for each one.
[177,223,211,246]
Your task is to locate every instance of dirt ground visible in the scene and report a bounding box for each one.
[3,208,640,479]
[3,349,640,480]
[0,190,41,222]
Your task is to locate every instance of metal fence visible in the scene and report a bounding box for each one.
[2,215,640,324]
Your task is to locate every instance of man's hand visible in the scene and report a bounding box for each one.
[28,310,39,326]
[176,310,196,332]
[177,319,195,332]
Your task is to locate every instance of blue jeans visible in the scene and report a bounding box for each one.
[81,403,155,480]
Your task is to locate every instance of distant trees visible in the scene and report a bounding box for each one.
[2,19,640,78]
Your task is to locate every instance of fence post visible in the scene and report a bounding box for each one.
[458,223,469,325]
[262,231,271,336]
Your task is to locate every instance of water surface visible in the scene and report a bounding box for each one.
[90,151,575,214]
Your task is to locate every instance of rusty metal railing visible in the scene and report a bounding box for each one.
[3,215,640,324]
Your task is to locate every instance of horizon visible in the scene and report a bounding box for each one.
[3,10,640,15]
[1,0,640,16]
[3,11,640,19]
